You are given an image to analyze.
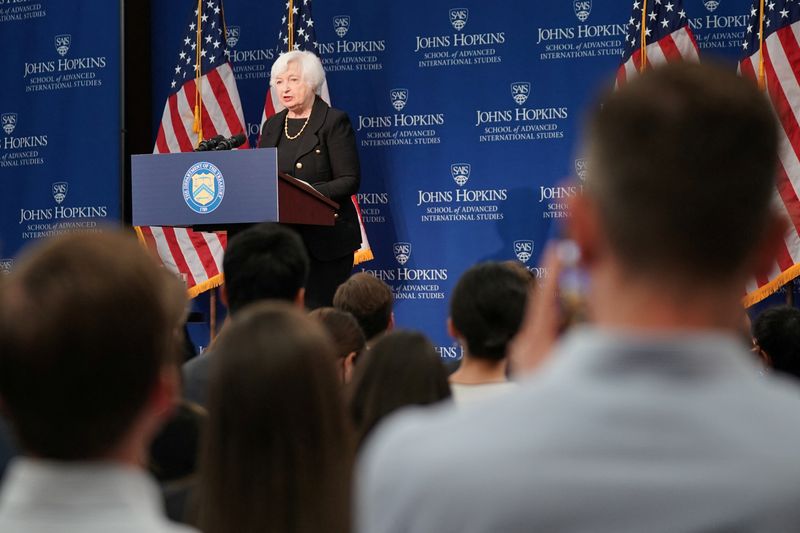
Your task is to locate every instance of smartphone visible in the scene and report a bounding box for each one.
[556,239,590,331]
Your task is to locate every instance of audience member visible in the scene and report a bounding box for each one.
[447,262,527,404]
[752,305,800,379]
[196,302,352,533]
[182,222,309,406]
[357,63,800,532]
[148,401,206,523]
[349,331,451,447]
[310,307,366,383]
[0,231,193,533]
[334,272,393,346]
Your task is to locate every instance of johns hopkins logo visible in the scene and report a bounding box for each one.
[390,88,409,111]
[333,15,350,38]
[51,182,68,204]
[574,158,588,182]
[511,82,531,106]
[182,162,225,214]
[0,259,12,275]
[54,34,71,56]
[514,240,534,263]
[1,113,17,135]
[393,242,412,265]
[451,163,471,187]
[449,8,468,31]
[704,0,720,11]
[573,1,591,22]
[226,26,240,48]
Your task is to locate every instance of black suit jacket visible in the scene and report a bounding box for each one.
[258,96,362,261]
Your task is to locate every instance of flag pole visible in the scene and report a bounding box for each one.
[288,0,295,50]
[758,0,766,89]
[193,0,204,143]
[640,0,648,72]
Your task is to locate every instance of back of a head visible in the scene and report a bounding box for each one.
[199,302,352,533]
[309,307,366,362]
[0,231,186,460]
[588,62,778,282]
[753,305,800,379]
[450,262,529,361]
[333,272,393,340]
[350,330,451,446]
[223,223,309,314]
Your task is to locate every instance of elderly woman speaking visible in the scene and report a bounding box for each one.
[258,50,362,309]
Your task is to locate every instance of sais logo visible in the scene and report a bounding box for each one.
[51,182,68,204]
[510,82,530,106]
[514,240,534,263]
[333,15,350,38]
[574,158,588,182]
[1,113,17,135]
[393,242,412,265]
[55,34,71,56]
[226,26,240,48]
[390,88,409,111]
[449,8,469,31]
[450,163,471,186]
[0,259,12,275]
[573,0,591,22]
[704,0,720,12]
[182,162,226,214]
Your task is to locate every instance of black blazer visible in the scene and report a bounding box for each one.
[259,96,362,261]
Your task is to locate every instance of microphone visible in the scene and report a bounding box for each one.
[194,135,225,152]
[214,133,247,151]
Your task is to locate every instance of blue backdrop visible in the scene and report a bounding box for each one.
[0,0,121,270]
[151,0,759,355]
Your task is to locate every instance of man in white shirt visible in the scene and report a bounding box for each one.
[357,63,800,532]
[0,232,196,533]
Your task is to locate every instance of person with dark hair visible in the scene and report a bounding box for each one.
[310,307,366,383]
[197,302,352,533]
[0,231,193,533]
[349,331,451,447]
[333,272,394,346]
[448,262,528,404]
[358,63,800,532]
[752,305,800,379]
[182,222,309,406]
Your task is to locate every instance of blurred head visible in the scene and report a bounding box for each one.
[752,305,800,379]
[270,50,325,114]
[199,302,352,533]
[223,223,309,314]
[449,262,529,361]
[574,62,781,289]
[333,272,393,342]
[309,307,366,384]
[0,231,186,460]
[349,331,451,447]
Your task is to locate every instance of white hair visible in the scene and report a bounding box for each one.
[270,50,326,94]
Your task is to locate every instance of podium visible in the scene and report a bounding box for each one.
[131,148,339,229]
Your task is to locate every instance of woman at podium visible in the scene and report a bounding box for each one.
[258,50,361,309]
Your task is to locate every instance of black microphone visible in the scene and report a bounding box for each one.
[214,133,247,151]
[194,135,225,151]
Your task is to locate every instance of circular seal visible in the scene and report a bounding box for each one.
[182,161,225,214]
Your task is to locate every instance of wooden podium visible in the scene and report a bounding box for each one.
[131,148,339,229]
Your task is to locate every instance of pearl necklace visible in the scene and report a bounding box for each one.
[284,113,311,140]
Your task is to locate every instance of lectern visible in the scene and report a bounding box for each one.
[131,148,339,229]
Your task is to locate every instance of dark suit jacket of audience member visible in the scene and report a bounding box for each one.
[258,96,361,261]
[182,351,213,407]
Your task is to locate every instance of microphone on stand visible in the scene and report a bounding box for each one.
[194,135,225,151]
[214,133,247,151]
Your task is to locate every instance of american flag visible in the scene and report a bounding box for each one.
[616,0,699,87]
[740,0,800,305]
[139,0,249,297]
[259,0,373,265]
